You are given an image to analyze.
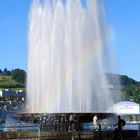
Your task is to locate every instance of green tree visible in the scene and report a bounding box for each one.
[3,68,11,75]
[11,69,26,84]
[0,69,2,74]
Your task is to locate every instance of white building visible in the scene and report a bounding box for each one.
[107,101,140,115]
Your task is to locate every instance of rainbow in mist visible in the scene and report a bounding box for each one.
[26,0,119,113]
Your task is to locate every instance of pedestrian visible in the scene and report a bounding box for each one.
[113,115,126,140]
[93,114,100,131]
[69,114,74,131]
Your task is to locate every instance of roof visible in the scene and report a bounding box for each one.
[107,101,140,115]
[114,101,139,106]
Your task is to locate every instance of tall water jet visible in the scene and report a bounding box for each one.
[26,0,120,113]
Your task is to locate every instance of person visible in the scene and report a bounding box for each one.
[113,115,126,140]
[93,115,100,131]
[69,114,74,131]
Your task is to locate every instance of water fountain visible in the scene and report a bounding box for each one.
[2,1,140,140]
[26,0,120,113]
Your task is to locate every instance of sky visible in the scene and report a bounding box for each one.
[0,0,140,81]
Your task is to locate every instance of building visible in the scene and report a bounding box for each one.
[107,101,140,115]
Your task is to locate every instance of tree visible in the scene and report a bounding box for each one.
[11,69,26,84]
[3,68,11,75]
[3,68,8,75]
[0,69,2,74]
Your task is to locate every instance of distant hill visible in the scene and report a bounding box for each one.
[0,68,140,104]
[0,74,24,89]
[106,73,140,104]
[120,75,140,104]
[0,68,26,89]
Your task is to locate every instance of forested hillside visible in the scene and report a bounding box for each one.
[107,73,140,104]
[0,68,140,103]
[0,68,26,89]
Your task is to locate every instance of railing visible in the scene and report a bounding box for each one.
[0,122,139,131]
[83,122,140,131]
[0,123,139,139]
